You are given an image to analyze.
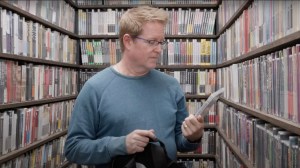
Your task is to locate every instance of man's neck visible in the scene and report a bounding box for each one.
[114,61,149,77]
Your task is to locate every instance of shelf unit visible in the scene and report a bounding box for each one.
[0,95,77,111]
[177,124,217,165]
[215,0,251,37]
[0,53,78,69]
[68,2,219,10]
[60,161,73,168]
[71,0,300,167]
[0,130,68,165]
[4,0,298,167]
[216,30,300,68]
[209,1,255,166]
[0,0,240,167]
[216,127,253,168]
[0,1,78,39]
[78,34,218,39]
[79,64,217,70]
[177,153,215,159]
[220,98,300,136]
[214,0,300,167]
[72,1,220,167]
[0,0,78,167]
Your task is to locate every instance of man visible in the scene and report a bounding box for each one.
[64,5,204,167]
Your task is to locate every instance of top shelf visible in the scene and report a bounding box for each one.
[220,98,300,136]
[0,1,78,39]
[75,4,219,9]
[3,0,299,70]
[0,0,223,39]
[1,0,252,40]
[66,0,219,9]
[78,34,218,39]
[216,30,300,68]
[67,0,250,37]
[216,0,252,37]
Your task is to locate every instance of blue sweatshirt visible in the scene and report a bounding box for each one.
[64,67,199,167]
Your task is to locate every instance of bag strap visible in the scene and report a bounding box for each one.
[153,139,184,168]
[151,138,182,168]
[110,154,136,168]
[150,139,168,168]
[110,138,182,168]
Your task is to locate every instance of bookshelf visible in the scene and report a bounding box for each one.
[60,161,73,168]
[215,0,251,37]
[156,64,217,70]
[0,1,77,39]
[0,130,67,165]
[216,30,300,68]
[78,34,219,39]
[177,153,216,167]
[0,53,78,68]
[216,128,252,168]
[6,0,299,167]
[0,0,77,167]
[0,95,77,111]
[177,153,215,159]
[73,0,219,167]
[220,98,300,136]
[69,2,219,10]
[216,0,300,167]
[75,2,219,94]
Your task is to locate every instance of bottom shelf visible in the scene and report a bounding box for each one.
[216,127,253,168]
[0,130,68,165]
[60,160,72,168]
[177,153,216,159]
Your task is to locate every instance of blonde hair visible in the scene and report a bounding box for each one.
[119,6,168,52]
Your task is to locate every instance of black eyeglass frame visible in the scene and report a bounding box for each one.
[134,36,168,48]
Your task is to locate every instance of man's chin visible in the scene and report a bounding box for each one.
[147,63,157,69]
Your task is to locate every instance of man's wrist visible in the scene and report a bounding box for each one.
[187,137,202,143]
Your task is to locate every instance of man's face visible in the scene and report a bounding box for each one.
[128,21,165,70]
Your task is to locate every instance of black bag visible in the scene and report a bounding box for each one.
[110,139,186,168]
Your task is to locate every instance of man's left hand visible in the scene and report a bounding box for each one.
[181,114,204,142]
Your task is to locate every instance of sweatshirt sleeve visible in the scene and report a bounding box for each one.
[64,82,127,165]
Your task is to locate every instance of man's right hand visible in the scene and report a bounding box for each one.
[125,129,156,154]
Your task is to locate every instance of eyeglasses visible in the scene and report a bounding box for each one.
[134,36,168,49]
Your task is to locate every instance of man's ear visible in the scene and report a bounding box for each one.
[123,34,133,50]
